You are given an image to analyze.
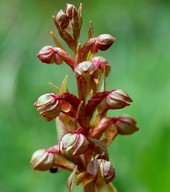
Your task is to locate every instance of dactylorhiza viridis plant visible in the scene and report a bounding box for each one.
[30,3,139,192]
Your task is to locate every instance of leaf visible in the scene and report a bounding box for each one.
[88,21,94,39]
[99,67,107,92]
[60,75,69,94]
[50,31,65,50]
[48,82,60,93]
[67,165,77,192]
[75,101,82,120]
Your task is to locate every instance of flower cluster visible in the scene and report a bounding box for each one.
[30,3,139,192]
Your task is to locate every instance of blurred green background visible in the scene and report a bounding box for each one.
[0,0,170,191]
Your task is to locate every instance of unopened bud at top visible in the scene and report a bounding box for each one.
[66,3,75,18]
[56,10,70,29]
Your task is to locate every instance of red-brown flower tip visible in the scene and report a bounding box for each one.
[34,93,61,121]
[98,89,133,113]
[59,132,89,158]
[56,10,70,29]
[115,114,139,135]
[66,3,75,18]
[95,34,116,51]
[37,46,63,64]
[87,159,115,184]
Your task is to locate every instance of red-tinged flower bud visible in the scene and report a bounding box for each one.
[34,93,61,121]
[37,46,63,64]
[74,61,94,98]
[115,115,139,135]
[66,3,75,18]
[75,60,107,97]
[56,10,70,29]
[37,46,55,64]
[75,59,109,81]
[106,89,132,107]
[95,34,116,51]
[30,145,75,172]
[30,148,55,171]
[39,101,61,121]
[98,89,132,113]
[74,61,92,76]
[59,132,89,158]
[87,159,115,184]
[34,93,56,110]
[91,56,110,77]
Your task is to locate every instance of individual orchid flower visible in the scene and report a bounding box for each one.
[34,93,82,121]
[37,46,75,69]
[30,145,75,172]
[59,132,89,157]
[81,34,116,60]
[34,93,61,121]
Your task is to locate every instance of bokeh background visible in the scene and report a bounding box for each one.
[0,0,170,191]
